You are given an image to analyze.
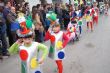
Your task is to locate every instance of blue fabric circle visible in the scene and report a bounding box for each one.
[35,71,41,73]
[58,51,65,59]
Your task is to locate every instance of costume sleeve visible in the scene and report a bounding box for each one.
[38,43,48,60]
[62,33,69,48]
[44,31,51,41]
[8,43,19,55]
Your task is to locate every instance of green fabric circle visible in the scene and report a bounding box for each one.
[78,21,82,26]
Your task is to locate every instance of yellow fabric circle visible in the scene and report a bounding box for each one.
[56,41,63,49]
[86,16,91,21]
[30,57,39,69]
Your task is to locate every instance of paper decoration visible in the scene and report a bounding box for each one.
[30,57,39,69]
[49,46,54,59]
[21,62,26,73]
[49,46,54,53]
[56,41,63,49]
[50,35,55,43]
[78,21,83,26]
[35,71,41,73]
[19,50,28,61]
[86,15,91,21]
[58,51,65,59]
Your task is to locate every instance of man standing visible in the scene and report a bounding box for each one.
[7,7,19,43]
[3,1,12,46]
[0,6,9,58]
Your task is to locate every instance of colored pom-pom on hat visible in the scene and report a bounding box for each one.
[46,12,57,21]
[87,1,91,6]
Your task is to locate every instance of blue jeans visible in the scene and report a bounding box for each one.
[0,33,8,55]
[35,30,44,43]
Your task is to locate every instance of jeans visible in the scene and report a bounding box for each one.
[39,31,44,42]
[35,30,44,43]
[0,33,8,55]
[0,40,2,55]
[11,31,17,43]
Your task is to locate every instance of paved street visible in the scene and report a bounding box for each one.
[0,11,110,73]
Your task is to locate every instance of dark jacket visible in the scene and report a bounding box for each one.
[7,12,19,31]
[0,12,6,34]
[7,11,17,23]
[3,7,10,20]
[55,7,62,18]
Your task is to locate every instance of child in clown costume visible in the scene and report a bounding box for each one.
[104,4,109,16]
[44,23,69,73]
[71,1,83,35]
[66,21,76,42]
[8,22,48,73]
[70,4,82,40]
[92,1,99,25]
[46,11,57,31]
[84,1,94,31]
[74,6,83,35]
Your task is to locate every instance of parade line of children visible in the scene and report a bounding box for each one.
[5,1,101,73]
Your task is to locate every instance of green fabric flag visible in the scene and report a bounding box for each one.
[21,62,27,73]
[49,46,54,53]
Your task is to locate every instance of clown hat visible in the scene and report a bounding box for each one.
[17,27,33,38]
[74,0,78,7]
[74,3,78,7]
[87,1,91,6]
[46,12,57,21]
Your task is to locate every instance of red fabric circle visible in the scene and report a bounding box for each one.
[19,50,28,61]
[50,35,55,43]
